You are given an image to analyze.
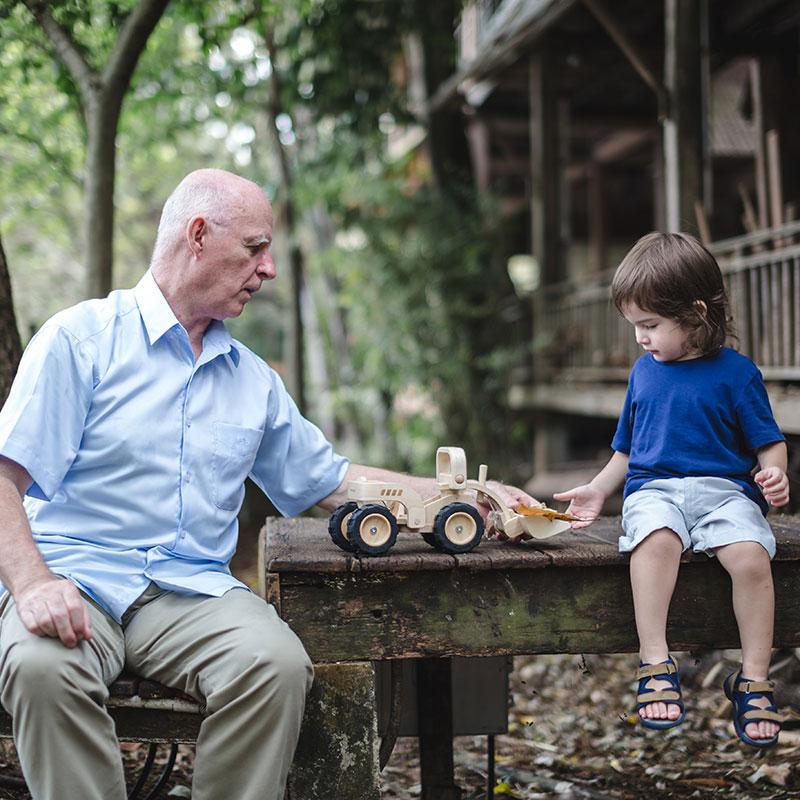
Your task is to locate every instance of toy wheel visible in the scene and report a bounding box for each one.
[348,504,399,556]
[433,503,484,554]
[328,502,358,552]
[421,532,441,550]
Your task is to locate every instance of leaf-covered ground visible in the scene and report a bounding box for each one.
[382,652,800,799]
[1,651,798,799]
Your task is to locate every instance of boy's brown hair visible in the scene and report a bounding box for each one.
[611,232,732,354]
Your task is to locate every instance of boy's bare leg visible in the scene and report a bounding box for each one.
[630,528,683,722]
[715,541,778,741]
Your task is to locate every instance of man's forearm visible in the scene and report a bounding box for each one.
[0,467,52,597]
[319,463,439,512]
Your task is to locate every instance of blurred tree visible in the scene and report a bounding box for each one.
[0,231,22,404]
[13,0,171,298]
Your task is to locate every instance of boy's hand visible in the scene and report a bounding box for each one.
[552,484,605,529]
[755,466,790,507]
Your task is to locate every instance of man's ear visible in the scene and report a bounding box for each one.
[693,299,708,316]
[187,216,207,257]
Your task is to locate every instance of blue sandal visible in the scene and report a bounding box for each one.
[636,656,685,730]
[723,671,782,748]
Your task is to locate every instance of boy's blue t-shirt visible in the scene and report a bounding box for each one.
[611,347,784,515]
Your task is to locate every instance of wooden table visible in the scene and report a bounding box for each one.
[262,515,800,800]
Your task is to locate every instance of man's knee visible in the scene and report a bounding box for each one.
[1,635,105,709]
[239,631,313,695]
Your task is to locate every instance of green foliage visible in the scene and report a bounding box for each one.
[1,0,532,479]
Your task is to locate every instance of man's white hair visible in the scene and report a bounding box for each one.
[151,169,258,264]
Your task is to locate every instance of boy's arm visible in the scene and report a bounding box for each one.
[553,450,629,529]
[754,441,790,507]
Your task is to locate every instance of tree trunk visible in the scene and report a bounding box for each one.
[0,233,22,405]
[261,21,306,413]
[23,0,171,299]
[413,0,473,192]
[85,93,123,298]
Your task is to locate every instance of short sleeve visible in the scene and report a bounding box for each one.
[249,371,349,517]
[735,373,784,452]
[0,324,95,500]
[611,376,635,454]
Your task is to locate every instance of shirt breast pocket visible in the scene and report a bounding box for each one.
[211,422,263,511]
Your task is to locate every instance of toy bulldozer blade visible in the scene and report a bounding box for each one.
[491,504,577,540]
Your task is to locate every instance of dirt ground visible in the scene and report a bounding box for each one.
[1,651,798,799]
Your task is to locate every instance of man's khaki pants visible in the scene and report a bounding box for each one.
[0,585,313,800]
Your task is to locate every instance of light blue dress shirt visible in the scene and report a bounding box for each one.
[0,270,349,621]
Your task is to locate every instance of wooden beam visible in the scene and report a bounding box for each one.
[581,0,668,115]
[663,0,708,233]
[530,49,563,285]
[264,519,800,661]
[587,162,605,272]
[429,0,578,112]
[466,117,491,191]
[418,659,459,800]
[592,128,654,163]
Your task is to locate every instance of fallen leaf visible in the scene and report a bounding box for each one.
[493,781,522,797]
[748,763,792,786]
[679,777,731,787]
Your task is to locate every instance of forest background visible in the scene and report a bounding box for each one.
[0,0,535,516]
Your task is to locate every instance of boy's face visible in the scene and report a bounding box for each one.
[621,302,697,362]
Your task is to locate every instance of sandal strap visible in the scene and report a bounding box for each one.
[741,708,784,723]
[636,689,680,704]
[636,660,678,680]
[736,679,775,694]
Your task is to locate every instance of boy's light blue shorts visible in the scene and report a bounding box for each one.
[620,476,775,558]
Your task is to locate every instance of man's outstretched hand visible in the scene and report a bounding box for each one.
[480,480,539,541]
[15,577,92,648]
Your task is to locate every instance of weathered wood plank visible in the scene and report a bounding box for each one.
[265,516,800,662]
[288,662,379,800]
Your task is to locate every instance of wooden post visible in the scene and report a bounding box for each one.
[753,49,800,236]
[662,0,707,234]
[288,663,380,800]
[529,49,562,285]
[587,162,605,272]
[418,658,461,800]
[466,117,491,192]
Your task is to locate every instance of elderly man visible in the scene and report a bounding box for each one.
[0,169,532,800]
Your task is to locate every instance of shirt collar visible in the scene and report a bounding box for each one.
[134,270,240,366]
[134,270,181,345]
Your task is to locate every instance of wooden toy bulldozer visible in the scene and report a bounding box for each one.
[327,446,573,556]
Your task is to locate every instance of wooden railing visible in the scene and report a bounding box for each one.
[532,221,800,382]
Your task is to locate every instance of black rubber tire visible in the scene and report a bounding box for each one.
[421,532,441,550]
[328,502,359,552]
[432,503,484,554]
[348,504,399,556]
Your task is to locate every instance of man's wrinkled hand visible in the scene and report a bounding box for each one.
[15,578,92,647]
[479,481,538,541]
[482,480,537,512]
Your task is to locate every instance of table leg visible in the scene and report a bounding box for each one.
[417,657,461,800]
[288,662,380,800]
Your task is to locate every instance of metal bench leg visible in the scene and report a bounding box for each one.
[128,742,179,800]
